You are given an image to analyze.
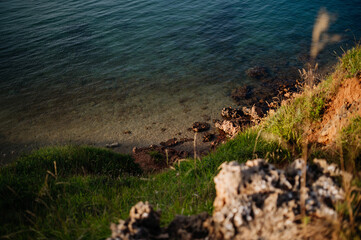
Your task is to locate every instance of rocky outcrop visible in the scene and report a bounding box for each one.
[214,106,263,138]
[108,159,346,240]
[206,159,344,239]
[214,119,242,138]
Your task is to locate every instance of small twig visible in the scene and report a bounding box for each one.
[46,170,56,179]
[194,132,198,164]
[253,128,263,158]
[300,139,308,220]
[53,161,57,178]
[165,149,169,166]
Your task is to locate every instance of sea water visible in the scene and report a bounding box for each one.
[0,0,360,156]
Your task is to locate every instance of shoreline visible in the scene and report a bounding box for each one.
[0,58,338,166]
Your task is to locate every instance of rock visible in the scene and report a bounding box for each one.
[231,86,252,103]
[243,105,264,121]
[108,159,346,240]
[222,106,263,121]
[107,201,163,240]
[167,213,210,240]
[202,133,215,142]
[106,142,120,148]
[246,66,270,79]
[132,147,138,154]
[160,138,179,147]
[192,122,210,132]
[206,159,345,240]
[160,138,195,148]
[211,130,228,148]
[108,203,209,240]
[180,138,194,143]
[216,105,264,138]
[124,130,132,134]
[214,119,242,138]
[221,107,244,119]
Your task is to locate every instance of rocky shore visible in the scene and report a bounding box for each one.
[115,65,300,173]
[0,64,301,167]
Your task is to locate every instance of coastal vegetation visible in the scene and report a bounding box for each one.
[1,45,361,239]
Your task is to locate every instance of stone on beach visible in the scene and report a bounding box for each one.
[192,122,210,132]
[105,142,120,148]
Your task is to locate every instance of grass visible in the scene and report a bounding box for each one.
[341,116,361,173]
[0,146,142,239]
[263,44,361,239]
[1,45,360,240]
[0,130,292,239]
[340,44,361,78]
[148,150,166,165]
[264,44,361,154]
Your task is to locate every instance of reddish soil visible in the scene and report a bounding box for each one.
[308,77,361,145]
[132,144,189,173]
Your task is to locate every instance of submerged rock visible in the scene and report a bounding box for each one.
[231,86,252,103]
[246,66,270,79]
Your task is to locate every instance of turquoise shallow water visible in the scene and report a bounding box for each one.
[0,0,360,155]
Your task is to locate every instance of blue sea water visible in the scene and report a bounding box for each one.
[0,0,360,153]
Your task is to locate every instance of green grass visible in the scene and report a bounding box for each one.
[341,116,361,172]
[148,150,166,165]
[263,97,305,149]
[264,44,361,153]
[263,84,330,150]
[340,44,361,78]
[0,130,292,239]
[0,146,141,239]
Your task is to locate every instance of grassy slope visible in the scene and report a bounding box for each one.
[0,45,360,239]
[0,131,292,239]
